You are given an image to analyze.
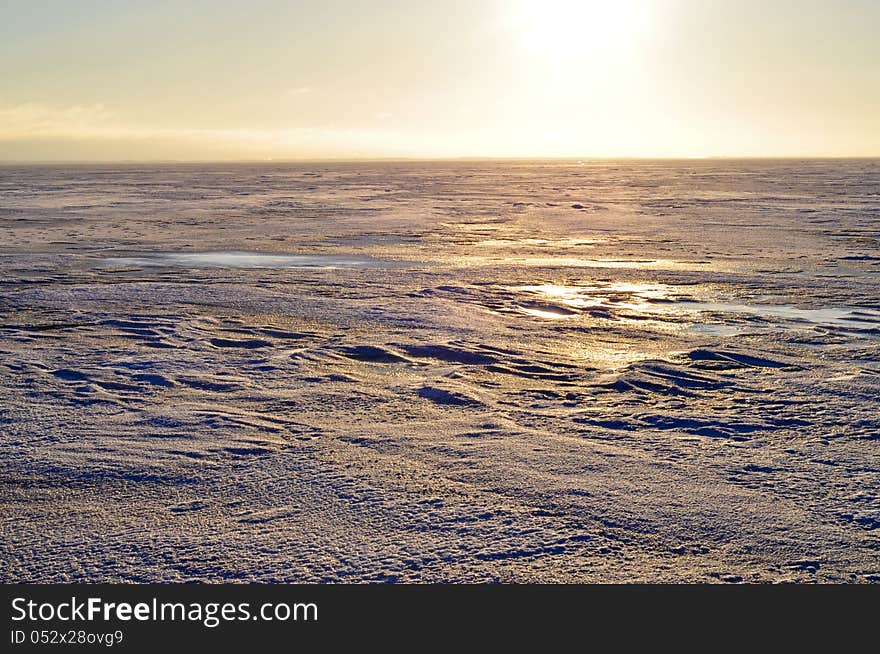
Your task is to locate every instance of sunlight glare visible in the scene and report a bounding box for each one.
[509,0,655,57]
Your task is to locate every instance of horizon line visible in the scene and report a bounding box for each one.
[2,155,880,165]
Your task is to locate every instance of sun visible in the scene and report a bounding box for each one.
[508,0,655,58]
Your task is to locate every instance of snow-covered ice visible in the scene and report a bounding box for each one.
[1,159,878,582]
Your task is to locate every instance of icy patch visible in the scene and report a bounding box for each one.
[511,283,880,334]
[98,251,401,269]
[476,237,605,248]
[516,283,675,309]
[517,303,580,320]
[477,257,710,270]
[677,301,880,330]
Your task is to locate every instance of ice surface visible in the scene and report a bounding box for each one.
[510,282,880,332]
[99,251,400,269]
[1,159,879,583]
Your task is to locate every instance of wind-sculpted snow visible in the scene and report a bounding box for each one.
[1,160,879,582]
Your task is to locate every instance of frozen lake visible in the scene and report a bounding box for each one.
[1,159,879,582]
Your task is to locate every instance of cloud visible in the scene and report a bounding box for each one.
[0,103,117,140]
[0,102,433,159]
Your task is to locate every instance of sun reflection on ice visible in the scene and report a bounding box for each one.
[515,282,679,314]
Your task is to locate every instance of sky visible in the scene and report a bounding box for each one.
[1,0,879,160]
